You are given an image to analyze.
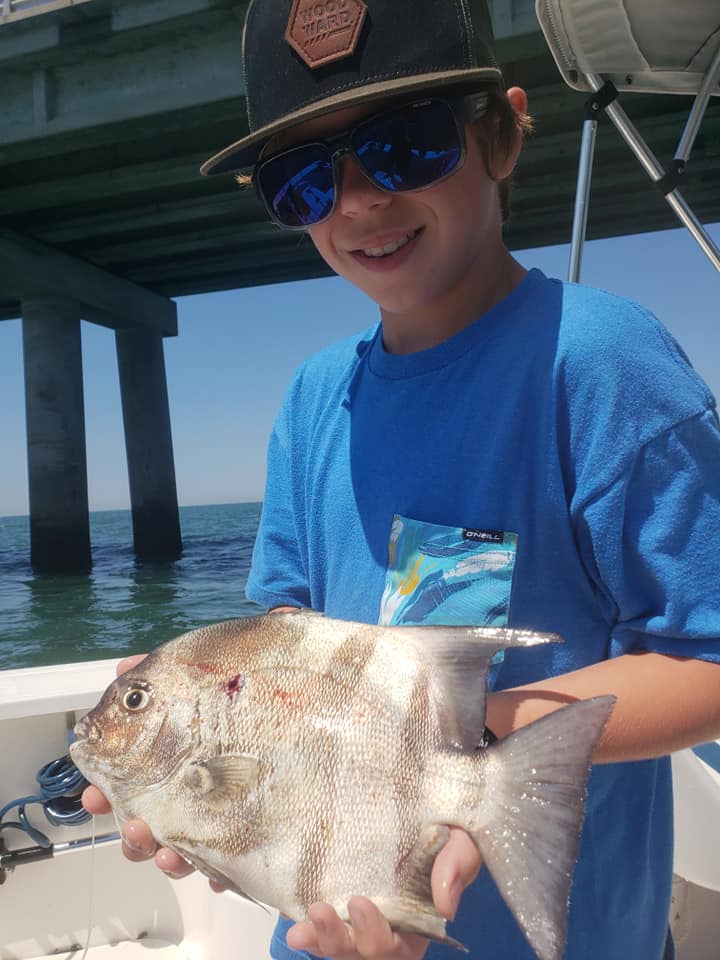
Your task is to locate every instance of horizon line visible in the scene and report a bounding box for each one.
[0,500,263,522]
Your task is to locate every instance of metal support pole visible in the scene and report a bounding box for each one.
[674,43,720,169]
[567,81,619,283]
[568,118,598,283]
[586,72,720,273]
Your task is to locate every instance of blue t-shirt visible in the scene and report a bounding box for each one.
[246,269,720,960]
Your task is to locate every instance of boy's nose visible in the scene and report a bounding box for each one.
[335,153,393,218]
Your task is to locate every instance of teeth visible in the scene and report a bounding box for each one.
[363,231,416,258]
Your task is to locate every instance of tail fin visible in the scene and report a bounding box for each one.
[464,696,615,960]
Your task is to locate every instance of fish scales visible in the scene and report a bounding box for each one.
[70,611,614,960]
[282,629,435,912]
[195,616,435,913]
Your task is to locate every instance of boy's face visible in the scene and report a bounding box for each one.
[272,90,525,321]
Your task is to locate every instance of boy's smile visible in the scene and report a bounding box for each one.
[274,88,529,353]
[349,227,424,271]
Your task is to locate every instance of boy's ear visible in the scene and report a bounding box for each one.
[492,86,528,181]
[507,86,528,115]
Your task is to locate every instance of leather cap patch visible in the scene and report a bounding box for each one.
[285,0,368,69]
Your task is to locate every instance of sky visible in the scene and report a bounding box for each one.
[0,222,718,518]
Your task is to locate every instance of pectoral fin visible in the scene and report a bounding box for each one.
[184,754,259,804]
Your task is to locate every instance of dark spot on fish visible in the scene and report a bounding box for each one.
[222,674,246,701]
[273,688,306,709]
[194,661,222,675]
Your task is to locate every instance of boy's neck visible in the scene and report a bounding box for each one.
[379,251,527,356]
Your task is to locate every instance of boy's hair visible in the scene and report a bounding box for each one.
[474,84,533,224]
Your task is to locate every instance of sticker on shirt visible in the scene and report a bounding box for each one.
[380,515,518,628]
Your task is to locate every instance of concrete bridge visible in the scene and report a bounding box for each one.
[1,0,718,571]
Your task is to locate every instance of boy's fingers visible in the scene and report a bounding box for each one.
[287,899,428,960]
[284,919,320,954]
[80,786,193,879]
[431,827,483,920]
[121,822,193,879]
[287,902,353,957]
[345,897,394,958]
[122,820,194,881]
[310,901,358,957]
[120,819,157,862]
[288,902,369,959]
[347,896,428,959]
[116,653,147,676]
[81,784,111,815]
[156,846,196,879]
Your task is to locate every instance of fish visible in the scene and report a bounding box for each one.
[69,611,615,960]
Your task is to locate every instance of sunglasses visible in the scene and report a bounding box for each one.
[255,93,488,230]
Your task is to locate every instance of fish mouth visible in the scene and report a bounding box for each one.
[72,715,102,745]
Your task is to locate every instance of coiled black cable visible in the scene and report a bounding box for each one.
[0,754,90,847]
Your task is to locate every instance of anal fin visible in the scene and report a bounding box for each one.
[366,826,467,953]
[361,896,468,954]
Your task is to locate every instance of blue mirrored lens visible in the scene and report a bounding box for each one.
[258,145,335,227]
[257,100,463,227]
[353,100,462,191]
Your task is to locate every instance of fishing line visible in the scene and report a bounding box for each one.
[79,815,97,960]
[76,808,130,957]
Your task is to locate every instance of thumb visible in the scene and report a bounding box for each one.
[116,653,147,676]
[431,827,483,921]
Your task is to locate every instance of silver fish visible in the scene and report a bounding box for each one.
[70,612,614,960]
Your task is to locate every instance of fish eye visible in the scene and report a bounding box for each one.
[123,688,151,711]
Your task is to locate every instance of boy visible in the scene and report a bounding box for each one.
[84,1,720,958]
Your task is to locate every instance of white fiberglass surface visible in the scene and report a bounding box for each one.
[0,670,276,960]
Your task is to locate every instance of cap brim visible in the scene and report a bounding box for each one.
[200,67,503,176]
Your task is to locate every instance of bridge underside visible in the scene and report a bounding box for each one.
[0,0,718,324]
[1,0,718,573]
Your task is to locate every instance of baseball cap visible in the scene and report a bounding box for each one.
[200,0,502,176]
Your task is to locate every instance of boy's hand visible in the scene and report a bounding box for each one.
[286,828,481,960]
[81,786,198,878]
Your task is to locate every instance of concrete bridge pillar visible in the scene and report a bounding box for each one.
[22,298,91,573]
[4,226,180,569]
[116,329,182,561]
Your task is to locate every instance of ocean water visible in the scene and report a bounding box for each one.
[0,502,263,671]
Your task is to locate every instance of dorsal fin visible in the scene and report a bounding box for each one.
[403,625,560,751]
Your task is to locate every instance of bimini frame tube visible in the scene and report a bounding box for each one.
[585,72,720,275]
[568,118,598,283]
[675,44,720,170]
